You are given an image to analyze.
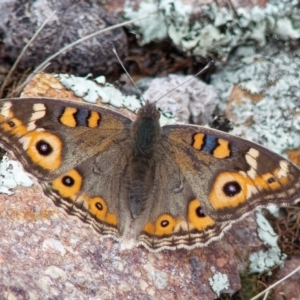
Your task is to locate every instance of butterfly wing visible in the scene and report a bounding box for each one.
[134,139,231,251]
[0,98,133,238]
[136,124,300,251]
[2,98,300,251]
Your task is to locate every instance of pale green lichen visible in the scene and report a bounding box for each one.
[209,267,229,296]
[123,1,168,45]
[210,45,300,156]
[0,155,33,195]
[249,212,286,274]
[57,74,141,110]
[123,0,300,58]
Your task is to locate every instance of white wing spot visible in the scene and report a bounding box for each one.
[246,148,259,179]
[278,160,289,178]
[27,104,47,131]
[19,136,31,151]
[1,102,12,118]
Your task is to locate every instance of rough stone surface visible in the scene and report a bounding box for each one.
[0,184,264,299]
[270,257,300,300]
[0,0,127,76]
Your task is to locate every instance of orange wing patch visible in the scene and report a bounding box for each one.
[188,199,215,230]
[210,162,291,210]
[143,199,216,237]
[192,133,231,159]
[85,195,118,226]
[52,169,82,198]
[59,107,101,128]
[213,139,231,159]
[24,132,63,170]
[88,111,101,128]
[59,107,77,127]
[192,133,205,150]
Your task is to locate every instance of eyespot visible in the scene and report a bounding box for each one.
[267,177,275,184]
[160,220,169,227]
[52,169,82,198]
[62,175,75,187]
[84,195,117,225]
[143,214,176,236]
[1,117,26,136]
[209,172,249,209]
[195,205,206,218]
[8,120,15,128]
[26,132,62,170]
[155,215,175,235]
[223,181,242,197]
[85,196,107,219]
[36,140,53,156]
[188,199,215,230]
[95,202,103,210]
[260,171,287,190]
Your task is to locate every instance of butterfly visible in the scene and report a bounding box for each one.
[0,97,299,251]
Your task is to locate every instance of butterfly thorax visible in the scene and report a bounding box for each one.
[131,101,161,158]
[129,102,161,218]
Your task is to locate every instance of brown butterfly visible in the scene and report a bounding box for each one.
[0,97,299,251]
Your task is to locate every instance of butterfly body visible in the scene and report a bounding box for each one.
[128,102,161,218]
[0,97,300,251]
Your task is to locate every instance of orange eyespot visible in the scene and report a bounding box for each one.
[52,169,82,198]
[188,199,215,230]
[209,172,249,209]
[83,195,117,225]
[26,132,62,170]
[143,214,176,236]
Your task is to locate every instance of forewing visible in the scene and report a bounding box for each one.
[0,97,133,238]
[0,98,132,180]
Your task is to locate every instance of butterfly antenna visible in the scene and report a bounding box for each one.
[112,44,146,106]
[155,60,215,104]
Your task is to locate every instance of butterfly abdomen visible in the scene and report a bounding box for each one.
[128,158,155,218]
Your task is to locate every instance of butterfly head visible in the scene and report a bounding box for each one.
[136,101,160,121]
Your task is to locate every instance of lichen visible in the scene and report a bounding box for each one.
[123,1,168,45]
[249,212,286,274]
[209,267,229,296]
[57,74,141,110]
[123,0,300,58]
[0,155,33,195]
[211,44,300,156]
